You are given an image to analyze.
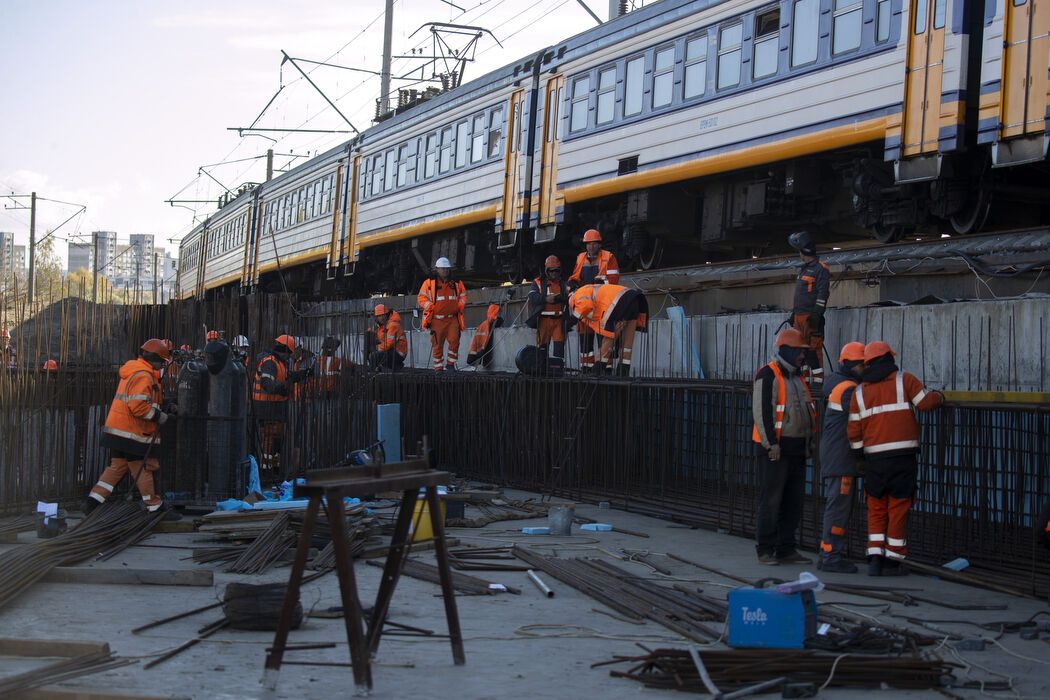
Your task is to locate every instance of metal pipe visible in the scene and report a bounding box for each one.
[526,569,554,598]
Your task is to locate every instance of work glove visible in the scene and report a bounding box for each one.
[158,412,174,425]
[767,444,781,462]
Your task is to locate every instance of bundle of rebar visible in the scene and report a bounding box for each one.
[0,502,164,609]
[597,648,959,693]
[0,649,135,696]
[365,558,520,595]
[513,547,722,641]
[448,546,530,572]
[225,512,295,574]
[0,514,37,536]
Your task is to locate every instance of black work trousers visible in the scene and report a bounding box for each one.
[755,441,807,556]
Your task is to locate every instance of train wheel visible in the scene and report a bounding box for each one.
[948,189,991,235]
[635,238,663,271]
[872,222,907,244]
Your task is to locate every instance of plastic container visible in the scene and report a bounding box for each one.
[547,504,575,536]
[409,499,446,543]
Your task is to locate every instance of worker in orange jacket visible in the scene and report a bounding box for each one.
[417,257,467,371]
[568,283,646,376]
[86,339,177,515]
[467,304,502,368]
[569,229,619,369]
[847,341,943,576]
[370,304,407,370]
[527,255,568,375]
[252,334,308,472]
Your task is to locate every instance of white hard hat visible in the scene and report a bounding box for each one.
[233,335,249,347]
[435,257,452,269]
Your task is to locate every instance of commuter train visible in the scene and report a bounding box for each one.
[177,0,1049,298]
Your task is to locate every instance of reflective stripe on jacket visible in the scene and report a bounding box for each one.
[847,370,942,457]
[417,278,467,330]
[752,359,816,446]
[570,283,644,338]
[377,310,408,357]
[793,258,830,314]
[569,250,619,286]
[101,358,163,452]
[253,354,288,402]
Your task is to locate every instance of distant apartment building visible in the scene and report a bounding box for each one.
[0,232,25,281]
[68,241,93,273]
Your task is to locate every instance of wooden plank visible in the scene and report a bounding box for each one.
[41,568,213,587]
[0,638,110,658]
[14,688,192,700]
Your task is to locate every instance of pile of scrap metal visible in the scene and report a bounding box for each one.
[445,496,549,528]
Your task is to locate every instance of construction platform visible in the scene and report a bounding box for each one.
[0,491,1048,699]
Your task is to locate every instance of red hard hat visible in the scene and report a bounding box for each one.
[275,334,296,353]
[583,229,602,243]
[839,342,866,363]
[775,328,809,349]
[141,338,172,361]
[42,359,58,371]
[374,304,388,317]
[864,341,896,363]
[179,344,192,351]
[544,255,561,270]
[206,330,219,341]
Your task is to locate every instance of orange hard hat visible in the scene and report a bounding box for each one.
[839,342,866,363]
[206,330,220,341]
[583,229,602,243]
[42,359,58,371]
[179,344,192,351]
[774,328,809,349]
[374,304,388,317]
[544,255,561,270]
[275,334,296,353]
[141,338,172,361]
[864,341,896,363]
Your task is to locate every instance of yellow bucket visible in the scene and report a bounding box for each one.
[409,499,445,543]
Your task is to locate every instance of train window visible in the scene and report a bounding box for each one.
[791,0,819,66]
[556,85,565,139]
[471,115,485,163]
[624,56,644,116]
[753,8,780,79]
[596,67,616,123]
[440,127,453,172]
[384,150,396,191]
[455,121,469,168]
[933,0,946,28]
[684,36,707,99]
[652,46,675,108]
[425,134,438,178]
[914,0,927,32]
[717,23,742,90]
[397,145,409,186]
[488,107,503,158]
[833,0,862,53]
[876,0,891,41]
[371,155,383,196]
[513,100,522,151]
[570,75,590,132]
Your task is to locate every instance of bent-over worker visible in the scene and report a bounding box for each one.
[568,283,647,376]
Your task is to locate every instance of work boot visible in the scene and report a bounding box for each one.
[819,557,858,574]
[867,555,884,577]
[776,549,812,564]
[445,363,457,372]
[616,363,631,377]
[83,497,101,517]
[757,552,779,566]
[881,560,907,577]
[592,361,607,376]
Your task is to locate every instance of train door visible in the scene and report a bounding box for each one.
[498,89,525,248]
[1001,0,1050,139]
[344,154,361,273]
[902,0,947,157]
[326,164,344,278]
[195,228,209,298]
[535,75,564,243]
[241,197,258,291]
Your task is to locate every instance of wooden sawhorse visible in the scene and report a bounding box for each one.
[263,458,464,693]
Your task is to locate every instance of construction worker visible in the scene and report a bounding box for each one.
[568,283,647,376]
[86,339,176,515]
[817,341,867,573]
[467,304,502,368]
[232,335,251,367]
[42,359,59,372]
[252,335,308,472]
[370,304,407,370]
[417,257,467,371]
[788,231,830,387]
[527,255,568,375]
[751,328,817,565]
[569,229,620,370]
[1,328,14,369]
[847,341,943,576]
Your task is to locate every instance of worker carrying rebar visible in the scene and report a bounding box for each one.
[847,341,943,576]
[817,341,867,574]
[569,229,619,370]
[751,328,817,566]
[527,255,568,375]
[86,339,177,515]
[417,257,467,371]
[370,304,407,370]
[788,231,830,387]
[467,304,503,368]
[252,334,308,472]
[569,283,647,376]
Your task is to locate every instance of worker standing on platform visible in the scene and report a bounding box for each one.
[371,304,407,370]
[568,283,647,376]
[252,335,307,472]
[527,255,568,375]
[232,335,251,368]
[86,339,176,515]
[817,341,867,573]
[467,304,503,368]
[847,341,943,576]
[788,231,830,387]
[569,229,619,370]
[751,328,816,565]
[417,257,467,371]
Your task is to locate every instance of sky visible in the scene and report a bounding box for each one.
[0,0,604,268]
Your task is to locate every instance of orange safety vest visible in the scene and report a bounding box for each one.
[102,358,163,449]
[752,360,816,444]
[847,370,942,456]
[377,310,408,356]
[569,249,620,286]
[534,278,565,318]
[570,283,643,338]
[417,278,467,330]
[253,353,288,402]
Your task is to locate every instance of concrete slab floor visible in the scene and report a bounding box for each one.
[1,491,1048,699]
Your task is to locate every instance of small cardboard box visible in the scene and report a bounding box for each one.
[727,587,817,649]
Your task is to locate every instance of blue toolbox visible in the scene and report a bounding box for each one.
[726,587,818,649]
